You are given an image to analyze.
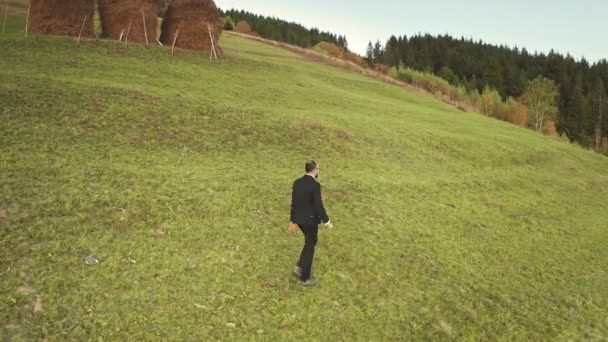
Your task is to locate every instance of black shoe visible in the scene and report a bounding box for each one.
[298,278,318,287]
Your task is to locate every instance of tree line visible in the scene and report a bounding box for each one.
[222,9,348,50]
[366,34,608,149]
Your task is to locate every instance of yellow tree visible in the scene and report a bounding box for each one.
[526,76,559,133]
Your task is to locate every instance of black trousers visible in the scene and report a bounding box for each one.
[297,224,319,281]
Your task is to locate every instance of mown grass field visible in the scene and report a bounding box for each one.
[2,8,608,341]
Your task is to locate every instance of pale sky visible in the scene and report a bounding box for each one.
[216,0,608,63]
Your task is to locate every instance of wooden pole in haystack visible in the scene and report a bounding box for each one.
[124,18,132,47]
[77,14,88,44]
[208,32,213,60]
[119,28,125,41]
[171,29,179,56]
[207,23,217,60]
[25,1,30,38]
[2,3,8,34]
[141,7,148,45]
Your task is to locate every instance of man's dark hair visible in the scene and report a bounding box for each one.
[305,160,319,173]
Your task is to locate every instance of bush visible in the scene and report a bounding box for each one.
[448,85,468,103]
[481,86,504,119]
[438,66,459,85]
[543,120,557,136]
[468,89,482,109]
[235,20,251,34]
[388,66,399,79]
[396,70,414,84]
[373,64,390,74]
[393,68,451,95]
[223,16,235,31]
[504,98,529,127]
[313,42,345,59]
[343,51,365,66]
[310,42,365,66]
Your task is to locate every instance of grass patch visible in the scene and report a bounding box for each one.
[2,9,608,341]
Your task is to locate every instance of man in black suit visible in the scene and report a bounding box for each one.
[289,160,333,286]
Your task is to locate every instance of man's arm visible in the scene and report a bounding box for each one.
[288,184,297,233]
[290,185,295,223]
[313,182,330,224]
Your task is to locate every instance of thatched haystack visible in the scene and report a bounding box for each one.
[159,0,222,53]
[98,0,159,43]
[29,0,95,37]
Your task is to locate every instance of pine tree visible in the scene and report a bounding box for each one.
[438,66,459,85]
[373,40,384,65]
[384,35,400,68]
[365,41,374,67]
[591,78,606,149]
[567,75,592,144]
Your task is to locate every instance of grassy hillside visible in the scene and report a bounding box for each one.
[2,10,608,341]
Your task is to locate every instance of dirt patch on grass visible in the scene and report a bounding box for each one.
[0,206,29,225]
[324,189,348,202]
[289,118,354,154]
[294,118,324,131]
[60,87,161,129]
[588,177,608,192]
[0,207,11,221]
[91,87,161,106]
[293,119,352,141]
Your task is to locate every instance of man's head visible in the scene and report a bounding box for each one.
[305,160,320,179]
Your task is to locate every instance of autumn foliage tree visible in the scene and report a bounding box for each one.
[481,86,503,119]
[235,20,251,34]
[543,121,557,136]
[504,97,529,127]
[313,42,345,59]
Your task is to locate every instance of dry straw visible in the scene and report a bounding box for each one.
[29,0,94,38]
[160,0,222,54]
[98,0,158,43]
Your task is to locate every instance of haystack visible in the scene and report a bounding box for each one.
[98,0,159,43]
[29,0,95,37]
[159,0,222,53]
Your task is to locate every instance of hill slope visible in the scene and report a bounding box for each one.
[1,13,608,340]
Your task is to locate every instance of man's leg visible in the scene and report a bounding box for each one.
[297,224,319,281]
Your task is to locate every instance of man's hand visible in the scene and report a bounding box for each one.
[325,222,334,229]
[288,223,297,233]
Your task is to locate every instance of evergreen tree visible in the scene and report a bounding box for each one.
[373,40,384,65]
[365,41,374,67]
[384,35,400,68]
[224,9,347,49]
[438,66,459,85]
[590,78,606,149]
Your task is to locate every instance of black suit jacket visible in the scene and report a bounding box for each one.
[290,175,330,226]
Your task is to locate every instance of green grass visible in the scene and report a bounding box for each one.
[2,10,608,341]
